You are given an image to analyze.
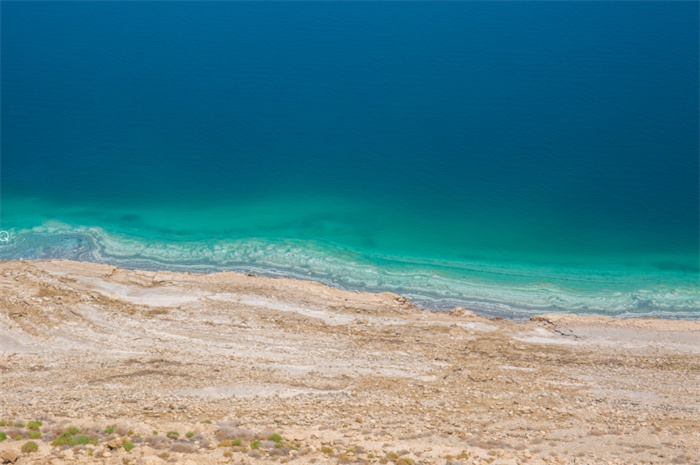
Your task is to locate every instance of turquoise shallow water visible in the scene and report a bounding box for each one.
[1,2,698,318]
[2,195,697,319]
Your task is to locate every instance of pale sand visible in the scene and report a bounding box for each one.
[0,259,698,465]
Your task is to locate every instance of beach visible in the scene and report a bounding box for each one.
[0,259,697,464]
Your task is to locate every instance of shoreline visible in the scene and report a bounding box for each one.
[2,223,698,320]
[0,259,698,464]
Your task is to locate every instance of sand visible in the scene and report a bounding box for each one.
[0,259,698,465]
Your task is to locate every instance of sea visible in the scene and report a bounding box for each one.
[1,1,698,319]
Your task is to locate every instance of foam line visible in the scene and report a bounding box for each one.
[0,222,697,319]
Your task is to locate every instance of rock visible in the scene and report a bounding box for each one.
[106,439,121,450]
[0,448,20,464]
[450,307,478,318]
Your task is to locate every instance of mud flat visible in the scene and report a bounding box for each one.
[0,260,698,465]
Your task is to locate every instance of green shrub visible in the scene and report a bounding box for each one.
[267,433,283,442]
[51,432,73,446]
[321,446,334,456]
[202,419,212,424]
[0,431,6,442]
[124,442,135,452]
[69,434,91,446]
[28,431,41,439]
[185,431,194,438]
[152,430,158,435]
[104,426,114,434]
[21,441,39,453]
[232,439,241,446]
[26,421,43,430]
[250,440,260,450]
[67,426,80,435]
[0,420,6,427]
[166,431,179,439]
[14,435,22,441]
[13,421,25,428]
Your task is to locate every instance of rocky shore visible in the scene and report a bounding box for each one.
[0,260,698,465]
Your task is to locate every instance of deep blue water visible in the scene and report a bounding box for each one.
[2,2,698,318]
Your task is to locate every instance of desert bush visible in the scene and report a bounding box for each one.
[66,426,80,435]
[84,425,103,437]
[28,431,41,439]
[51,425,66,436]
[193,434,210,448]
[145,435,168,449]
[5,427,23,438]
[250,440,259,450]
[104,426,114,434]
[21,441,39,453]
[269,447,290,457]
[26,421,43,430]
[70,434,91,446]
[0,420,6,427]
[51,432,73,446]
[216,425,254,440]
[0,431,6,442]
[123,442,135,452]
[114,425,130,436]
[13,421,25,428]
[166,431,179,439]
[169,441,195,453]
[248,449,262,458]
[185,431,194,438]
[267,433,283,442]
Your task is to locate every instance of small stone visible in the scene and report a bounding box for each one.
[106,439,122,450]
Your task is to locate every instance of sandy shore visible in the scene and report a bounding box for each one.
[0,259,698,465]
